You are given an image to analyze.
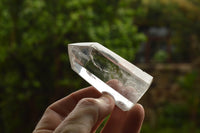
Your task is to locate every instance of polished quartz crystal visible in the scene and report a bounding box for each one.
[68,42,153,111]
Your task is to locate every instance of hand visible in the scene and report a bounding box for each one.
[33,82,144,133]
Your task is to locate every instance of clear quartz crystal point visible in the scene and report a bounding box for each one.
[68,42,153,111]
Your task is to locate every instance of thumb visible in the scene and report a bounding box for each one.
[54,93,115,133]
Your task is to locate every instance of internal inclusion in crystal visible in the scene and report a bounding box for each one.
[69,43,151,111]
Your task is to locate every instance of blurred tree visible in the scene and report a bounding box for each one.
[0,0,145,132]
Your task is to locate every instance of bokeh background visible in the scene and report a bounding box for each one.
[0,0,200,132]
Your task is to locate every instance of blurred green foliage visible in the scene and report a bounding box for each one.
[153,50,169,63]
[0,0,145,132]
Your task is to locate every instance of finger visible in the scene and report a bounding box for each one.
[54,93,115,133]
[102,106,128,133]
[102,104,144,133]
[121,104,145,133]
[33,86,101,132]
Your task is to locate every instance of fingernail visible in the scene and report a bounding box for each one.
[100,93,114,104]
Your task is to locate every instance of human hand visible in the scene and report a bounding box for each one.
[33,82,144,133]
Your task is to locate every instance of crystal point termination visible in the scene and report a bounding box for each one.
[68,42,153,111]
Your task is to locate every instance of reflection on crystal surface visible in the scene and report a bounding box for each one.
[68,42,153,111]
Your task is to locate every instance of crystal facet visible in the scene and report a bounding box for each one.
[68,42,153,111]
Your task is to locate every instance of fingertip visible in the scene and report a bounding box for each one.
[106,79,120,89]
[121,104,145,133]
[107,79,119,84]
[128,104,145,123]
[133,104,145,118]
[101,93,115,105]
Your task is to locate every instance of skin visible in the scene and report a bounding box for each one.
[33,81,145,133]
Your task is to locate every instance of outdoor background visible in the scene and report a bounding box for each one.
[0,0,200,132]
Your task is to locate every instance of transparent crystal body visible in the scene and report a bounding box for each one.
[68,42,153,111]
